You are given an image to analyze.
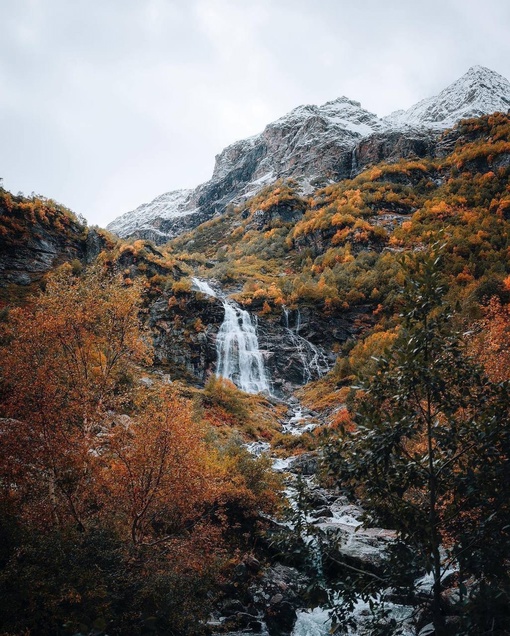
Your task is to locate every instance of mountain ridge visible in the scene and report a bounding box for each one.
[107,66,510,243]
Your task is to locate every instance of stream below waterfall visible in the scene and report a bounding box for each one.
[210,401,418,636]
[267,407,415,636]
[191,279,421,635]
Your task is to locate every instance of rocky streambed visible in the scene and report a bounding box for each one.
[208,403,421,636]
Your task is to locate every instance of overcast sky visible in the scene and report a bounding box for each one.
[1,0,510,226]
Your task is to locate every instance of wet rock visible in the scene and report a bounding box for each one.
[221,599,247,617]
[306,489,330,508]
[329,501,363,519]
[312,507,334,519]
[249,563,309,635]
[223,611,260,630]
[320,522,395,575]
[288,453,318,476]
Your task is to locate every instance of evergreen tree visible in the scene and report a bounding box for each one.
[325,249,510,634]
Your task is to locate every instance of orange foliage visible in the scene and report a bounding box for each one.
[0,265,281,565]
[99,389,218,546]
[0,266,150,529]
[330,407,355,432]
[469,297,510,382]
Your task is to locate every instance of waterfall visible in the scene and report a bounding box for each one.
[192,278,270,394]
[282,307,330,384]
[192,278,219,298]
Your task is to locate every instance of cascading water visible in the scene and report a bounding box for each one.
[282,307,330,384]
[192,278,270,394]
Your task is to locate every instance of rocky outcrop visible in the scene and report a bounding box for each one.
[0,187,119,295]
[108,66,510,244]
[0,203,88,289]
[249,564,310,635]
[149,292,224,384]
[258,305,373,393]
[243,199,307,232]
[0,229,83,287]
[0,213,113,298]
[353,128,438,173]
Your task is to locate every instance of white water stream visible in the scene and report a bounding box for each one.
[282,307,329,384]
[192,278,270,394]
[244,404,416,636]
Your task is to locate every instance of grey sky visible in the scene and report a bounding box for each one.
[1,0,510,226]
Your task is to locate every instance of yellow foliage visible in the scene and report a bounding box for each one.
[348,329,398,377]
[172,278,192,294]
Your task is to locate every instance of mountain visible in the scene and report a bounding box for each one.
[384,65,510,129]
[108,97,386,243]
[107,66,510,244]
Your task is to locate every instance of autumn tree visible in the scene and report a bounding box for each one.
[0,264,150,529]
[469,294,510,382]
[0,263,283,634]
[100,387,218,546]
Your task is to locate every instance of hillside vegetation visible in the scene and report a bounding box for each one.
[169,115,509,318]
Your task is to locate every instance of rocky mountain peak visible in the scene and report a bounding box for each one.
[325,95,361,107]
[107,66,510,243]
[384,65,510,129]
[268,95,382,137]
[465,64,507,83]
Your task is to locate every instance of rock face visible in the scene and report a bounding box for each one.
[353,128,438,172]
[0,188,113,301]
[149,292,224,384]
[150,288,370,394]
[0,220,112,296]
[0,203,89,290]
[108,66,510,244]
[0,229,83,287]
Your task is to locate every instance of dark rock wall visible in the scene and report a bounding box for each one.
[150,291,373,394]
[0,219,87,288]
[353,129,439,173]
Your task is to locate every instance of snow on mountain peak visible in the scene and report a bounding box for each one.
[272,95,382,136]
[107,66,510,241]
[107,188,193,238]
[384,65,510,129]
